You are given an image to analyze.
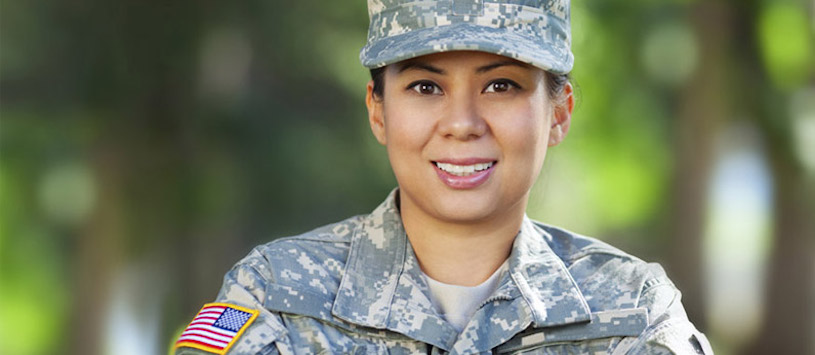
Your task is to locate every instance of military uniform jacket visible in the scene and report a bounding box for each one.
[176,190,712,354]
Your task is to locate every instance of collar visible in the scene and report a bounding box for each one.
[332,189,591,352]
[331,188,406,329]
[508,216,592,327]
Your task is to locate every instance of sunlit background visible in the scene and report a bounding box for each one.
[1,1,813,354]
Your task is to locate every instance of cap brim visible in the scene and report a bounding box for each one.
[360,22,573,74]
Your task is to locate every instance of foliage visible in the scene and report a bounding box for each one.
[0,0,812,354]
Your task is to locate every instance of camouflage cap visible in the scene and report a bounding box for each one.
[360,0,573,74]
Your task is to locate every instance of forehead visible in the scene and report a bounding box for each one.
[390,50,536,73]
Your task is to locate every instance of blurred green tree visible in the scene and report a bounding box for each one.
[1,0,812,354]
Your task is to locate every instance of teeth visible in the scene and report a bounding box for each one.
[435,162,494,176]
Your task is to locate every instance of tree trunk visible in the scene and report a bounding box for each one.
[745,154,815,355]
[734,0,815,353]
[69,146,126,355]
[668,2,732,330]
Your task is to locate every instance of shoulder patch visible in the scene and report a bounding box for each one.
[175,303,260,354]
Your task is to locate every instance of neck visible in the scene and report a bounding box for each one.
[400,195,526,287]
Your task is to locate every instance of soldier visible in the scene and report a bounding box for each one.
[175,0,712,354]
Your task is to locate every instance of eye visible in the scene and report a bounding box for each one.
[484,79,520,93]
[408,80,443,95]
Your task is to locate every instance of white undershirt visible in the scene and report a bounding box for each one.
[423,260,509,332]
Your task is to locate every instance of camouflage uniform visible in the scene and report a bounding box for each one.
[176,190,712,354]
[177,4,713,352]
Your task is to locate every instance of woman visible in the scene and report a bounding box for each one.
[175,0,711,353]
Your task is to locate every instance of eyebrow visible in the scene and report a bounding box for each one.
[397,62,445,74]
[396,60,531,74]
[476,61,531,73]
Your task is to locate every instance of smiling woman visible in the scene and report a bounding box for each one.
[174,1,712,354]
[366,52,570,287]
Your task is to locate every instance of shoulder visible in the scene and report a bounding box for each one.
[230,214,363,295]
[533,220,642,265]
[532,221,678,318]
[254,215,361,271]
[215,214,365,326]
[175,216,366,355]
[533,221,713,354]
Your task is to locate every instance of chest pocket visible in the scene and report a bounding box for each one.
[494,308,648,355]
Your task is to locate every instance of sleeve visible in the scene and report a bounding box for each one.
[174,345,279,355]
[175,248,292,355]
[624,264,714,355]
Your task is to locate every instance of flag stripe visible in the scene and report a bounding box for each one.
[180,328,234,342]
[182,324,237,338]
[201,307,225,313]
[197,309,225,316]
[195,314,221,320]
[190,320,220,325]
[194,313,220,320]
[178,334,228,347]
[177,334,228,348]
[183,323,237,335]
[201,306,226,312]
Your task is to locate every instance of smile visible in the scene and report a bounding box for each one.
[432,159,497,189]
[434,162,494,176]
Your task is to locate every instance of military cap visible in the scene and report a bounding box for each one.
[360,0,573,74]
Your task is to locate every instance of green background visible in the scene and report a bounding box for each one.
[1,0,813,354]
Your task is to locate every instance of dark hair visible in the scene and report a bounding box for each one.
[369,66,570,101]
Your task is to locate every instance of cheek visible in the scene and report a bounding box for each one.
[382,101,432,155]
[507,107,551,188]
[491,103,550,157]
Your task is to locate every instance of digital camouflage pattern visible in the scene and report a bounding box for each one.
[359,0,574,74]
[176,190,712,354]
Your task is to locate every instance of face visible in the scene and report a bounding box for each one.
[366,51,573,227]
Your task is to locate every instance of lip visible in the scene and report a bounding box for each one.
[434,157,495,165]
[432,158,497,189]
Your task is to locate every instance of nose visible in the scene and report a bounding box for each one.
[437,92,488,140]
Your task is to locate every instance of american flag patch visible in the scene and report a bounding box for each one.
[175,303,259,354]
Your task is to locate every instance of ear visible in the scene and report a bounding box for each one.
[548,82,574,147]
[366,80,387,145]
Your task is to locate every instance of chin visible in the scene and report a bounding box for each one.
[429,197,504,225]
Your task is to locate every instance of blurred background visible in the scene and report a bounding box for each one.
[1,0,813,354]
